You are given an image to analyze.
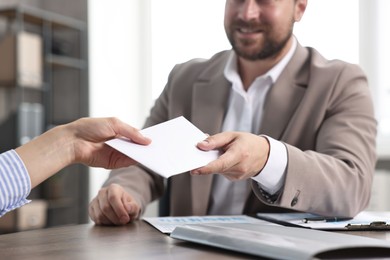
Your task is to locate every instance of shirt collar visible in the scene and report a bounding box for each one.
[224,36,297,85]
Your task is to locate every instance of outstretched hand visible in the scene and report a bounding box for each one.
[16,117,151,188]
[71,117,151,169]
[191,132,269,181]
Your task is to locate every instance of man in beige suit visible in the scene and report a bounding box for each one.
[89,0,377,225]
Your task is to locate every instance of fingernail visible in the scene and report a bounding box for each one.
[199,140,209,146]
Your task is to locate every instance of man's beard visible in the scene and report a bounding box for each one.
[226,20,293,61]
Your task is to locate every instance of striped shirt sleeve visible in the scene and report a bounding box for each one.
[0,150,31,217]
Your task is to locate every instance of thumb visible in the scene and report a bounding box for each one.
[123,197,140,220]
[197,132,235,151]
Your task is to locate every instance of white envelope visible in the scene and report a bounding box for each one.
[105,116,220,178]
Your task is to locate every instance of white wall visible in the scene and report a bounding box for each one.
[150,0,229,99]
[359,0,390,158]
[294,0,359,63]
[88,0,154,215]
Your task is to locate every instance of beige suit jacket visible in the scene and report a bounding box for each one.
[105,43,377,218]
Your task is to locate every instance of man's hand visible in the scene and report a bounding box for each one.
[89,184,141,225]
[191,132,270,180]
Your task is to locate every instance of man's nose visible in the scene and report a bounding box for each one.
[239,0,261,21]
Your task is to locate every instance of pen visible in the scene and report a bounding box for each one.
[303,217,352,223]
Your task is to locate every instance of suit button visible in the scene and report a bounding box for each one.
[291,190,300,207]
[291,197,298,207]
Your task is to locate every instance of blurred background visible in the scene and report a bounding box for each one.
[0,0,389,233]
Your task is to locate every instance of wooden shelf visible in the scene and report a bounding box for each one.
[46,198,75,209]
[0,4,86,30]
[47,55,87,69]
[0,2,89,230]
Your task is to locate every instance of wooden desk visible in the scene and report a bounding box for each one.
[0,220,256,259]
[1,220,390,260]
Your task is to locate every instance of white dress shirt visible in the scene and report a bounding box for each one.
[0,150,31,217]
[208,38,297,215]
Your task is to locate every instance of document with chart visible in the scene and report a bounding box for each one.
[143,215,272,234]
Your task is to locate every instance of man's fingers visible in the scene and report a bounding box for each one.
[89,200,111,225]
[192,149,238,175]
[106,188,132,224]
[97,194,122,225]
[197,132,236,151]
[92,185,130,225]
[124,200,141,221]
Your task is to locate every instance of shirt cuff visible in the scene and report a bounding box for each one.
[0,150,31,217]
[251,135,287,195]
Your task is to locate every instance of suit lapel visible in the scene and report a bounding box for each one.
[190,58,231,215]
[260,44,309,139]
[186,45,310,214]
[191,78,230,135]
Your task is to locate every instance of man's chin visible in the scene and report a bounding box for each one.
[234,48,263,61]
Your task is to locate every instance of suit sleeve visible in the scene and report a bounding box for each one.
[253,63,377,218]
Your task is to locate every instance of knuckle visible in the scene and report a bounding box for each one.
[241,150,250,160]
[236,164,249,174]
[101,204,113,215]
[107,117,119,127]
[107,191,118,202]
[220,161,229,172]
[97,187,108,196]
[108,183,120,190]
